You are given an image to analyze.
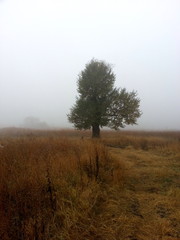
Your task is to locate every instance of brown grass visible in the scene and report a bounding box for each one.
[0,129,179,240]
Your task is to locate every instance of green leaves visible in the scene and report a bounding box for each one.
[108,88,142,129]
[78,59,115,98]
[68,59,142,136]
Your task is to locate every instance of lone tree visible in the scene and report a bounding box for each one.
[68,59,141,138]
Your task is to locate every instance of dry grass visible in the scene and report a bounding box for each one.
[0,129,179,240]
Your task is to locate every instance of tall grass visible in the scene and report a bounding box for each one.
[102,130,180,153]
[0,137,123,240]
[0,129,179,239]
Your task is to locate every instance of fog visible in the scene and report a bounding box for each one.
[0,0,180,130]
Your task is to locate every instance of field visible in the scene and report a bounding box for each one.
[0,128,180,240]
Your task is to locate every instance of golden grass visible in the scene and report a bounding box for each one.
[0,129,179,240]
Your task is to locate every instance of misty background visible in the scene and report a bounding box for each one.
[0,0,180,130]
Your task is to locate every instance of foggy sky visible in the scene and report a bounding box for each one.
[0,0,180,130]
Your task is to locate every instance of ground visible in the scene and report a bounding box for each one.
[107,145,180,239]
[0,129,179,240]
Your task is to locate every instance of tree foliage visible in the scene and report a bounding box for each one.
[68,59,141,137]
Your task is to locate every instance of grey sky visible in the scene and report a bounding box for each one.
[0,0,180,130]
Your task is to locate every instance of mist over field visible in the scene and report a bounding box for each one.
[0,0,180,130]
[0,2,180,237]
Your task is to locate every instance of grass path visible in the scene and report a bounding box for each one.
[107,147,180,240]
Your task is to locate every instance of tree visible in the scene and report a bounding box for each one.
[68,59,142,138]
[23,117,49,129]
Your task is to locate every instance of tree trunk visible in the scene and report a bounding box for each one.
[92,124,100,138]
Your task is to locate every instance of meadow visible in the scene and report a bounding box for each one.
[0,128,179,240]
